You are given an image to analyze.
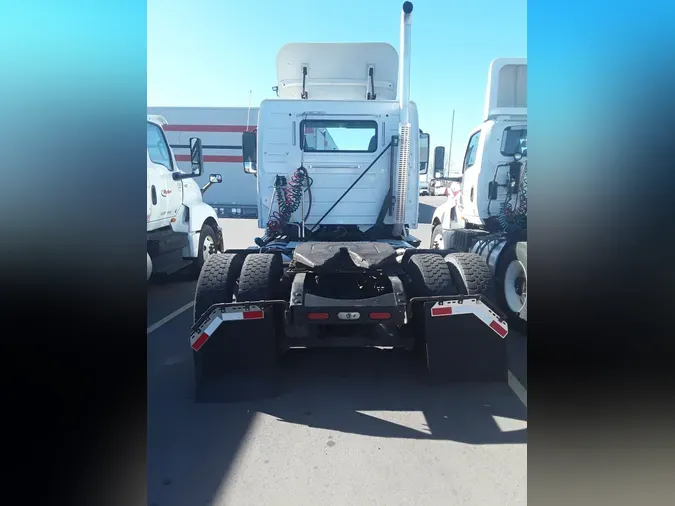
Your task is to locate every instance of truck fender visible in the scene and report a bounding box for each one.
[185,201,219,234]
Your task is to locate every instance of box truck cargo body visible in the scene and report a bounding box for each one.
[146,106,259,218]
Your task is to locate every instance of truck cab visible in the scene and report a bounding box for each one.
[431,58,526,233]
[430,58,527,327]
[457,58,527,228]
[242,41,428,239]
[147,115,225,279]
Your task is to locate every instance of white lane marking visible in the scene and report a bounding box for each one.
[147,301,194,335]
[508,370,527,407]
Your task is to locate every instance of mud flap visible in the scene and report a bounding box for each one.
[418,296,508,382]
[189,301,287,402]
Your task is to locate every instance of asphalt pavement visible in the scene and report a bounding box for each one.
[147,196,527,506]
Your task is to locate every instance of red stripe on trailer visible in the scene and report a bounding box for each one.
[175,154,243,163]
[163,124,256,133]
[243,310,264,320]
[431,306,453,317]
[191,332,210,352]
[489,320,507,337]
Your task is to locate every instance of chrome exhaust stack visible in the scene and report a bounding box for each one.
[393,1,413,236]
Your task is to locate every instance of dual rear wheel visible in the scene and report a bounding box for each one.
[193,252,282,401]
[192,250,498,400]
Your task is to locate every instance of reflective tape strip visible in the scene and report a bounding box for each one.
[430,306,453,317]
[222,312,244,322]
[430,299,508,338]
[190,306,266,352]
[191,332,210,352]
[190,316,223,351]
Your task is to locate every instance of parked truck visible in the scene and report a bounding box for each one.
[188,3,509,402]
[147,106,260,218]
[430,58,527,328]
[147,115,225,280]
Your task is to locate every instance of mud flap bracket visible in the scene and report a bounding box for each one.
[190,300,289,402]
[190,300,287,368]
[411,295,509,382]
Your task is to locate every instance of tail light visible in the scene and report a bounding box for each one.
[307,312,329,320]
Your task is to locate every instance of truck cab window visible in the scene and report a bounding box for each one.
[301,120,378,153]
[462,131,481,173]
[147,122,173,171]
[500,127,527,157]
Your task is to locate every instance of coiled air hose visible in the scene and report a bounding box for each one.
[266,166,313,235]
[498,160,527,233]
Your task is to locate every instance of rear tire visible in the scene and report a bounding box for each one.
[237,253,283,301]
[234,253,285,375]
[496,244,527,333]
[445,228,487,251]
[404,253,457,297]
[444,252,495,298]
[403,253,458,362]
[193,253,244,401]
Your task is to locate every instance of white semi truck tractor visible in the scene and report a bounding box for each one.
[147,115,225,280]
[431,58,527,329]
[188,3,510,402]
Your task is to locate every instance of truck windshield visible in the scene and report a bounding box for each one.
[301,120,378,153]
[500,127,527,157]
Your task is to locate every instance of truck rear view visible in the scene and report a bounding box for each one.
[190,2,510,402]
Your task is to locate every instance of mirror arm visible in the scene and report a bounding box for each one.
[173,172,195,181]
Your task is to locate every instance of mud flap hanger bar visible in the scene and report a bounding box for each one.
[192,300,288,333]
[190,300,289,352]
[407,294,509,338]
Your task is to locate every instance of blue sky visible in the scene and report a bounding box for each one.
[148,0,526,170]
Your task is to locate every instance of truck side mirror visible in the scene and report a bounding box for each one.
[190,137,204,177]
[200,173,222,195]
[242,131,257,175]
[419,133,430,174]
[434,146,445,174]
[173,137,204,181]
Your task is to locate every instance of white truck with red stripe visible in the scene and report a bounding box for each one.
[146,106,259,218]
[189,3,510,402]
[431,58,527,328]
[147,115,225,280]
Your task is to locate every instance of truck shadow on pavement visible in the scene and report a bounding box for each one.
[148,348,526,506]
[260,348,527,445]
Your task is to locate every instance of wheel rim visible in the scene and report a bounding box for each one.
[202,235,215,263]
[432,233,444,250]
[504,260,527,314]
